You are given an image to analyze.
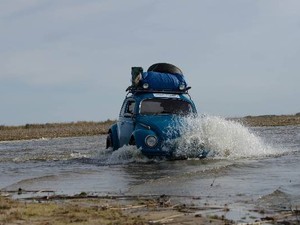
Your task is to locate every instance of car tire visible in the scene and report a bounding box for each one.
[106,133,113,149]
[147,63,183,75]
[129,136,136,146]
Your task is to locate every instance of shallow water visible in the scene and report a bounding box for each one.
[1,116,299,223]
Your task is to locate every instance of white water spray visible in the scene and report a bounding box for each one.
[95,145,149,165]
[170,115,276,159]
[96,115,277,164]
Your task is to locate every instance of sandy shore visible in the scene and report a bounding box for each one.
[1,114,300,142]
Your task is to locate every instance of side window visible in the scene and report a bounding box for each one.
[125,101,135,115]
[120,99,135,117]
[119,101,127,116]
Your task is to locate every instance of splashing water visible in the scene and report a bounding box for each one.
[169,115,276,159]
[94,115,277,164]
[94,145,149,165]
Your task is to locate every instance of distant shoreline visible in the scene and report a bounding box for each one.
[230,113,300,127]
[0,120,113,142]
[1,114,299,142]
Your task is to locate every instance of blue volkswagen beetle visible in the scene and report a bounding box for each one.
[106,63,205,158]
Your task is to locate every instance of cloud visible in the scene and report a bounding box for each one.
[0,1,154,87]
[1,47,90,86]
[1,0,300,124]
[0,0,41,18]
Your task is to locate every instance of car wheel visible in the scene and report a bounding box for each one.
[147,63,183,75]
[129,136,136,146]
[106,133,113,149]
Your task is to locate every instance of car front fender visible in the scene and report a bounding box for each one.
[109,124,120,150]
[131,129,158,149]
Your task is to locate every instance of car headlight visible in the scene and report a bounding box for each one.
[179,83,186,90]
[143,83,149,89]
[145,135,158,147]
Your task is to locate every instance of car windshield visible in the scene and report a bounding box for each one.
[140,98,193,115]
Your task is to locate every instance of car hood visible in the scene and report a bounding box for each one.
[136,115,183,140]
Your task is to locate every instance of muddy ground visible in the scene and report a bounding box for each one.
[1,193,299,225]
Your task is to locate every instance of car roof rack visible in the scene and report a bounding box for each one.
[126,86,191,94]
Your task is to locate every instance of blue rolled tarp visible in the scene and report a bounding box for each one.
[140,71,187,91]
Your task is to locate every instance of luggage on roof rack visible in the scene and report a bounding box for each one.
[147,62,183,75]
[127,63,190,93]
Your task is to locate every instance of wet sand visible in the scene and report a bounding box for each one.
[1,193,299,225]
[0,193,227,225]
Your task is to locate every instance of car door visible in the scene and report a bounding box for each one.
[117,98,136,147]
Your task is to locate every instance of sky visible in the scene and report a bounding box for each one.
[1,0,300,125]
